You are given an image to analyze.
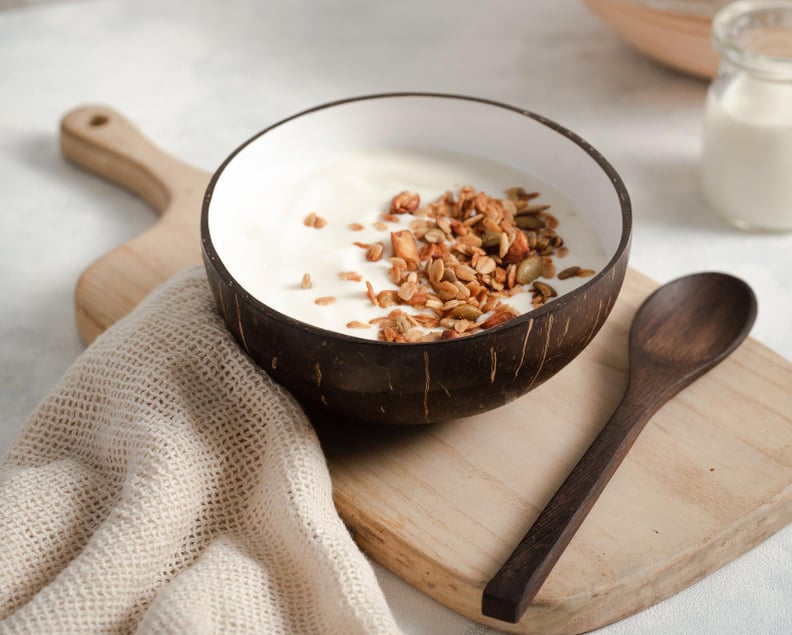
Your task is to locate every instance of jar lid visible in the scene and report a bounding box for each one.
[713,1,792,80]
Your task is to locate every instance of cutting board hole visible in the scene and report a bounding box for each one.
[89,114,109,127]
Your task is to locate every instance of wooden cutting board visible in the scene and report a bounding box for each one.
[61,105,792,634]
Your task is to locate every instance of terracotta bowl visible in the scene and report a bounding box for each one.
[583,0,723,79]
[201,94,631,425]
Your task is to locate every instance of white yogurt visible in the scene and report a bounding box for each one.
[702,73,792,231]
[212,147,607,339]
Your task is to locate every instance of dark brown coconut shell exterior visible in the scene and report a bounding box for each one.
[201,94,632,425]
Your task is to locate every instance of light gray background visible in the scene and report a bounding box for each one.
[1,1,790,633]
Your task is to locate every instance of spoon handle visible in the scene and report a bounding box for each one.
[481,383,662,623]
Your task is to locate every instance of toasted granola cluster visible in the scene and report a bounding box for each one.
[303,185,594,342]
[363,186,593,342]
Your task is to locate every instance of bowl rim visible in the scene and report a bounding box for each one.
[201,92,632,348]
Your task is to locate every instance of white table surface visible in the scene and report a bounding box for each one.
[1,0,790,633]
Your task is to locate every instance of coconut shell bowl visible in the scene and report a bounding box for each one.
[201,93,632,425]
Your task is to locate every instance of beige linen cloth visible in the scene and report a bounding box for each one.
[0,267,402,634]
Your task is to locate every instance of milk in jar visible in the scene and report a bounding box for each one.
[701,1,792,232]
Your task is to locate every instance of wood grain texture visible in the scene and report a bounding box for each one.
[62,105,792,634]
[482,273,757,623]
[318,284,792,633]
[60,105,208,344]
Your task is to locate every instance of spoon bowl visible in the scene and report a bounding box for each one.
[482,272,757,624]
[632,272,757,367]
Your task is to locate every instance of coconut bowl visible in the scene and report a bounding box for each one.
[201,93,631,425]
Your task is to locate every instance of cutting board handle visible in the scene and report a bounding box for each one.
[60,105,211,344]
[60,105,203,217]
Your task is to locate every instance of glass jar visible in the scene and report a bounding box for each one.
[701,1,792,232]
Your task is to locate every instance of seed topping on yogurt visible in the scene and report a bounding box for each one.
[305,185,597,342]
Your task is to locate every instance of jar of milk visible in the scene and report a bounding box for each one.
[701,1,792,232]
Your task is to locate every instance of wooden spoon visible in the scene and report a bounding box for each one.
[482,272,757,624]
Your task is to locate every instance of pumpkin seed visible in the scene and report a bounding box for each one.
[344,185,588,341]
[515,254,543,285]
[515,203,551,216]
[482,231,501,249]
[450,304,482,321]
[505,187,540,202]
[515,215,546,230]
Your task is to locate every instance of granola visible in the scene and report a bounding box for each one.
[304,185,596,341]
[361,186,593,341]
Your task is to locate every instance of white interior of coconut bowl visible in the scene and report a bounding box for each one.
[207,95,626,338]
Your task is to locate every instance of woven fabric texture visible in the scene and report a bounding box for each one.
[0,267,402,635]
